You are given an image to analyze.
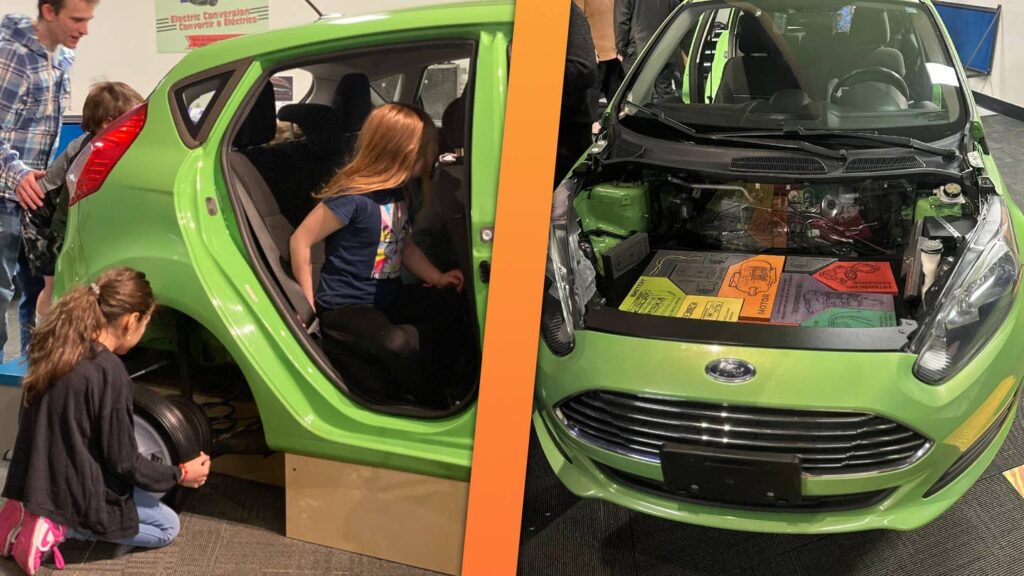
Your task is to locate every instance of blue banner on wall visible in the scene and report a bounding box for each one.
[934,2,1000,75]
[55,121,85,158]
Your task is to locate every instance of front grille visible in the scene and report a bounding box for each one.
[599,464,895,512]
[844,155,925,173]
[730,156,828,174]
[557,391,931,476]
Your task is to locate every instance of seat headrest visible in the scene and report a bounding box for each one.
[234,82,276,149]
[278,103,345,158]
[333,73,372,134]
[737,13,775,56]
[441,94,467,151]
[850,7,891,46]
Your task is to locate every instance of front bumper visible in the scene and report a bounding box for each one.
[534,328,1023,533]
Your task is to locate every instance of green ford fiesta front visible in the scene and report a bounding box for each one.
[535,318,1022,532]
[534,0,1024,532]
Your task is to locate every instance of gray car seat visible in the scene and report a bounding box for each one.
[412,94,470,279]
[826,7,906,100]
[334,73,373,159]
[715,13,799,104]
[230,84,325,327]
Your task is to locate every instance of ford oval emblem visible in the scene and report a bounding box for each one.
[706,358,756,384]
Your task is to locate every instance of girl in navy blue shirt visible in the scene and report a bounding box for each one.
[290,103,464,405]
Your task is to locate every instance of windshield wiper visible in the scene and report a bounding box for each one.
[716,127,958,160]
[623,101,847,161]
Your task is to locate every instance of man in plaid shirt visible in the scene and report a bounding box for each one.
[0,0,97,356]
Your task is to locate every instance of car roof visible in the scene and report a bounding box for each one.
[168,0,513,80]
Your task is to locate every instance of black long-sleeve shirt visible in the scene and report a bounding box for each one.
[614,0,681,60]
[2,345,181,539]
[557,3,599,186]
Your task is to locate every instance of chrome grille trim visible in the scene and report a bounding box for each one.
[557,391,932,476]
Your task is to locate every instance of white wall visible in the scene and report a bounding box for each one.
[941,0,1023,109]
[2,0,458,113]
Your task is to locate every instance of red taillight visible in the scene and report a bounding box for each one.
[68,102,148,205]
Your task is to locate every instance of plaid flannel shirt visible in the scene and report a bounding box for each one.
[0,15,74,202]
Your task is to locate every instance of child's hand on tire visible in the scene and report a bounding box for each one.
[179,451,212,488]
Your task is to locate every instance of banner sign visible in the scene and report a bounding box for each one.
[156,0,270,53]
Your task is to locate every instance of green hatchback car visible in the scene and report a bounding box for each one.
[537,0,1023,532]
[56,1,511,481]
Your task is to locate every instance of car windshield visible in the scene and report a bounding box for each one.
[619,0,967,141]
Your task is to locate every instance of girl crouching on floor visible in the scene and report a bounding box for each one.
[0,267,211,575]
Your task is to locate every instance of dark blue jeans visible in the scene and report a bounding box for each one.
[0,199,20,358]
[15,244,42,356]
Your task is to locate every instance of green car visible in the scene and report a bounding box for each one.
[536,0,1023,533]
[57,1,512,481]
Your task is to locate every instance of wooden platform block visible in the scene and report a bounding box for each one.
[285,453,468,575]
[214,452,285,487]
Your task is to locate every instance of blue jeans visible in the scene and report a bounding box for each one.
[66,489,180,549]
[0,199,21,358]
[15,244,42,355]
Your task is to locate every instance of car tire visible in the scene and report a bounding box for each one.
[133,386,212,509]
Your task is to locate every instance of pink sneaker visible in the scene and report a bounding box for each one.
[11,511,65,575]
[0,499,25,556]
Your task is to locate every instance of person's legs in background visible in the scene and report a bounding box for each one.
[0,199,22,360]
[592,58,626,130]
[653,61,682,102]
[15,246,43,356]
[600,58,625,104]
[66,489,180,549]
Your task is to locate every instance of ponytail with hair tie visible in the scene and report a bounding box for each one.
[22,268,155,406]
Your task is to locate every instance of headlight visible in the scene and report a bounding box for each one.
[542,177,598,356]
[913,195,1021,384]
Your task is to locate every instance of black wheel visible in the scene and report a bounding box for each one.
[133,386,212,508]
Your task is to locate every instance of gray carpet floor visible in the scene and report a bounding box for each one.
[0,467,440,576]
[517,113,1024,576]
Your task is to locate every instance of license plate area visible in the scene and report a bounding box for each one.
[660,444,802,506]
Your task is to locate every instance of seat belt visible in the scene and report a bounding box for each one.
[230,164,318,332]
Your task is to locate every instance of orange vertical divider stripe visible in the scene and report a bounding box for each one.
[461,1,570,574]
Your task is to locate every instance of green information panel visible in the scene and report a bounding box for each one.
[801,308,897,328]
[156,0,269,53]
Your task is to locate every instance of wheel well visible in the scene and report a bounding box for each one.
[128,307,270,457]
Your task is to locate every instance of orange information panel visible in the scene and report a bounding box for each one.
[812,262,898,294]
[717,255,785,322]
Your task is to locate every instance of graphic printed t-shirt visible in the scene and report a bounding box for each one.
[317,188,410,309]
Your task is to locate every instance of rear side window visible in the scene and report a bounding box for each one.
[371,73,402,102]
[169,60,249,148]
[418,58,471,125]
[176,73,231,140]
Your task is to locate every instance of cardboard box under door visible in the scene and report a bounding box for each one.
[285,453,468,575]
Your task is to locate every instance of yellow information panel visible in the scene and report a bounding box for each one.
[678,295,742,322]
[619,277,685,317]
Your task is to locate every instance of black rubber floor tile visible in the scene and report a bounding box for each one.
[738,475,1024,576]
[629,515,823,576]
[519,430,636,576]
[983,395,1024,481]
[518,497,635,576]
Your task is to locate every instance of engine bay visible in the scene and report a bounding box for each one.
[569,164,990,330]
